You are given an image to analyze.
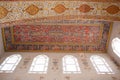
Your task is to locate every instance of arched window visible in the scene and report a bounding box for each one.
[90,55,114,74]
[0,54,22,73]
[62,55,81,74]
[112,37,120,57]
[29,55,49,74]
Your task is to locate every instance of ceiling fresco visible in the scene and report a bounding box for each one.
[0,1,120,27]
[2,20,112,52]
[0,1,115,53]
[12,25,102,44]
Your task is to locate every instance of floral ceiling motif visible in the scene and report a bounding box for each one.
[0,0,117,53]
[0,1,120,25]
[2,20,112,52]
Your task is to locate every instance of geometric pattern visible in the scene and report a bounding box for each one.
[0,6,9,19]
[24,4,42,15]
[76,4,94,13]
[2,20,112,53]
[52,4,68,14]
[0,1,120,25]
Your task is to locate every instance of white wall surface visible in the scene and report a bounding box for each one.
[107,21,120,66]
[0,52,119,80]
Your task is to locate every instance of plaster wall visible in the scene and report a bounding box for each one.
[0,52,119,80]
[107,21,120,66]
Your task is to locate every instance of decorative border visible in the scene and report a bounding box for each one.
[2,28,6,52]
[0,15,120,27]
[0,1,120,25]
[2,20,112,53]
[106,23,113,52]
[0,0,120,2]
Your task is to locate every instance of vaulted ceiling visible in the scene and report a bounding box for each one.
[0,0,120,52]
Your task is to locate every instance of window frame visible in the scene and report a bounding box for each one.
[62,55,81,74]
[28,55,49,74]
[90,55,114,74]
[0,54,22,73]
[112,37,120,57]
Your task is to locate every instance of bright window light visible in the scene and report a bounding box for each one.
[62,55,81,74]
[112,37,120,57]
[0,54,22,73]
[29,55,49,74]
[90,55,114,74]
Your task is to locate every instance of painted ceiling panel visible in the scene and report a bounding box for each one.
[0,1,120,26]
[12,25,102,44]
[2,20,112,53]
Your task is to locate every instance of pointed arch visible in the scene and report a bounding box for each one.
[62,55,81,74]
[29,55,49,74]
[0,54,22,73]
[112,37,120,57]
[90,55,114,74]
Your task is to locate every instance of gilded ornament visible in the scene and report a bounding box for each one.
[0,6,9,19]
[76,4,94,13]
[103,5,120,14]
[24,4,42,15]
[52,4,68,14]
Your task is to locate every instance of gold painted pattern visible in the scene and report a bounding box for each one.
[52,4,68,14]
[24,4,41,15]
[0,1,120,25]
[0,0,119,2]
[103,5,120,14]
[76,4,94,13]
[0,6,9,19]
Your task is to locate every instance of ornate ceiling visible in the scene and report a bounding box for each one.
[2,20,112,52]
[0,0,120,26]
[0,0,118,52]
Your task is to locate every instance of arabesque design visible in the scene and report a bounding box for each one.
[0,1,120,24]
[2,20,112,52]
